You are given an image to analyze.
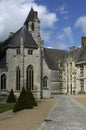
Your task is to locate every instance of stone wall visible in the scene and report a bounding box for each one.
[6,47,42,99]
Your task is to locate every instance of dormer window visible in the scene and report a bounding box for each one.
[28,50,33,55]
[16,48,20,55]
[31,23,34,31]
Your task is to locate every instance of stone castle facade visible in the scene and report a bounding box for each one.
[0,8,86,99]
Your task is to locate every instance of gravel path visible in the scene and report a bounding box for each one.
[38,95,86,130]
[0,98,57,130]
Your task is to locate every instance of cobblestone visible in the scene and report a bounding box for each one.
[38,95,86,130]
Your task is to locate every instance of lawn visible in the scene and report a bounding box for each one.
[0,103,15,113]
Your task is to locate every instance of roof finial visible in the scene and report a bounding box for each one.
[31,6,34,11]
[21,37,24,45]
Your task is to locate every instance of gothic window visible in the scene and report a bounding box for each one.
[43,76,48,88]
[26,65,34,90]
[31,23,34,31]
[16,48,20,55]
[1,74,6,90]
[16,67,20,90]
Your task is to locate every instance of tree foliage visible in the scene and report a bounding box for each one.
[6,89,16,103]
[13,87,33,112]
[26,88,37,106]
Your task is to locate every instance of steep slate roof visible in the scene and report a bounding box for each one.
[0,7,40,69]
[3,26,38,49]
[0,26,38,69]
[73,48,81,60]
[76,46,86,63]
[44,48,66,70]
[66,47,80,61]
[24,7,40,25]
[0,56,6,69]
[0,42,6,69]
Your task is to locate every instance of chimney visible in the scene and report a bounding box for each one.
[9,32,14,37]
[34,11,38,18]
[81,36,86,47]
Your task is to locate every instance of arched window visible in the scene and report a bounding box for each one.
[1,74,6,90]
[43,76,48,88]
[26,65,34,90]
[31,23,34,31]
[16,67,20,90]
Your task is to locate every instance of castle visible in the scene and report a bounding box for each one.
[0,8,86,99]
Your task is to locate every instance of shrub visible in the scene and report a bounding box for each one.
[6,89,16,103]
[78,91,86,94]
[13,87,33,112]
[26,88,37,106]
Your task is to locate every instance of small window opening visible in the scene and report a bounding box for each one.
[16,48,20,55]
[31,23,34,31]
[28,50,33,55]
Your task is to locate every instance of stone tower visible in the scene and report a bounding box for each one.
[24,7,44,98]
[24,7,41,47]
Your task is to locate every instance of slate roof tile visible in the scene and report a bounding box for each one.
[44,48,66,70]
[76,46,86,63]
[24,7,40,25]
[4,26,38,49]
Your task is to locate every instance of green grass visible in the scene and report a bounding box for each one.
[0,103,15,113]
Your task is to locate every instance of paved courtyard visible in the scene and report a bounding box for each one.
[38,95,86,130]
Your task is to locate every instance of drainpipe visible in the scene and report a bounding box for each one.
[20,37,24,89]
[40,41,44,99]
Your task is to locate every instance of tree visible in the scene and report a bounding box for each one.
[6,89,16,103]
[26,88,37,106]
[13,87,33,112]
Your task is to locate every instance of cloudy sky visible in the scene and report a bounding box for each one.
[0,0,86,50]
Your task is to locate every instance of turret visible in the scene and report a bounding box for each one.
[24,7,41,46]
